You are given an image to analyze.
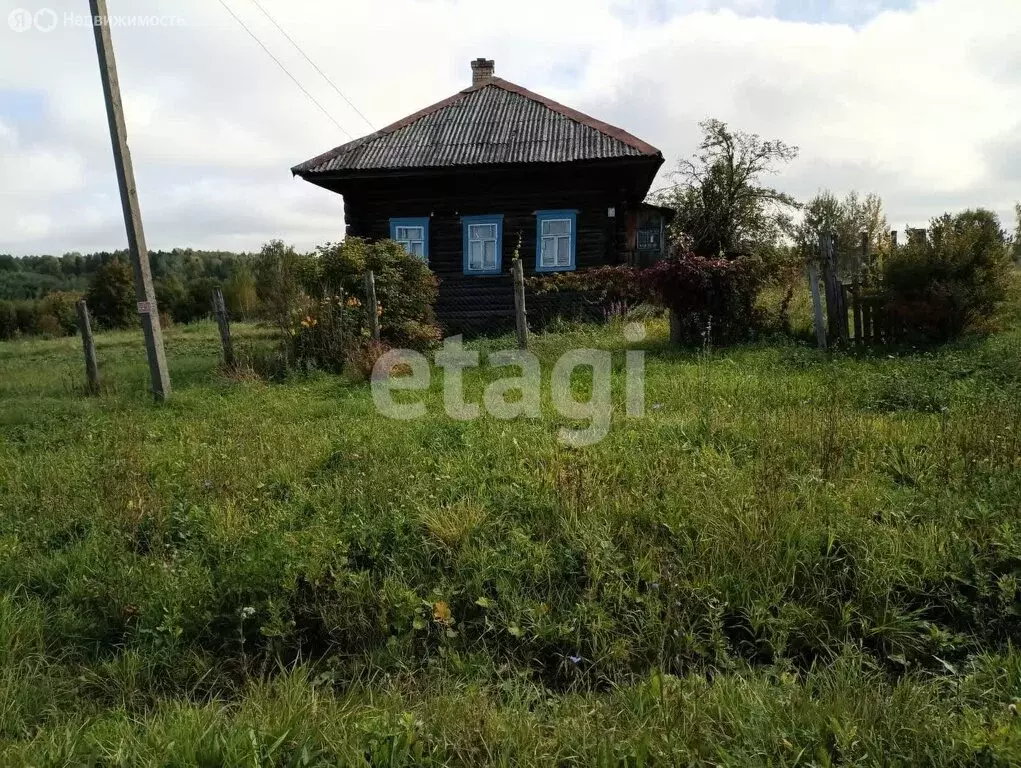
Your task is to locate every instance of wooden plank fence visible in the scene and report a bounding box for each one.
[809,228,916,348]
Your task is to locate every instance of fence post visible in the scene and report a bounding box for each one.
[211,288,235,368]
[807,260,827,351]
[75,299,100,394]
[851,283,863,345]
[364,270,381,342]
[819,232,844,344]
[511,258,528,350]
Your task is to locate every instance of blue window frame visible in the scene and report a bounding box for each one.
[535,210,577,272]
[462,214,503,275]
[390,217,429,261]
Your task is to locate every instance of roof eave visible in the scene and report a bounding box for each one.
[293,153,663,186]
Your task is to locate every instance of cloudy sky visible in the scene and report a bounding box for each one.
[1,0,1018,256]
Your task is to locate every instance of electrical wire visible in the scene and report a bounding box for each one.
[246,0,376,132]
[215,0,352,139]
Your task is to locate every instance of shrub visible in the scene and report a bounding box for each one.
[39,291,80,336]
[14,300,38,336]
[527,255,766,345]
[255,240,315,334]
[343,339,393,382]
[35,312,62,338]
[0,300,18,340]
[643,253,766,345]
[527,265,647,307]
[882,209,1013,342]
[316,238,439,348]
[155,277,190,324]
[290,296,362,373]
[248,238,439,379]
[86,259,136,330]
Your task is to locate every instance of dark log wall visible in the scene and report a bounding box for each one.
[334,163,653,276]
[322,160,656,332]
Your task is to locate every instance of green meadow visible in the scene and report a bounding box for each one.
[0,281,1020,765]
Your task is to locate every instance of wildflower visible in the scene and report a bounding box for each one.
[346,296,362,308]
[433,601,452,624]
[568,655,582,665]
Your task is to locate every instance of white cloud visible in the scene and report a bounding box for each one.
[0,0,1018,255]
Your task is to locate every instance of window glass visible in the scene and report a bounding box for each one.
[465,218,501,272]
[537,213,574,270]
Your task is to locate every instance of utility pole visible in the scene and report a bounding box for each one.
[89,0,171,401]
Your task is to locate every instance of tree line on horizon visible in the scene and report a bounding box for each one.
[2,118,1020,341]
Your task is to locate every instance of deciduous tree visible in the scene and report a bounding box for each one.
[85,259,136,330]
[658,119,799,258]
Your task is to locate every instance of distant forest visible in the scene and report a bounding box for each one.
[0,247,272,339]
[0,249,256,301]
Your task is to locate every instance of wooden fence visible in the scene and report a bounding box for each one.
[809,229,912,348]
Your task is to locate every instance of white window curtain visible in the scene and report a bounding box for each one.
[540,218,572,268]
[395,226,425,258]
[468,223,498,271]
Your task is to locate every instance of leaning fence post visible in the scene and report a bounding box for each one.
[364,270,381,342]
[807,260,827,351]
[76,299,100,394]
[211,288,235,368]
[511,258,528,349]
[821,231,850,344]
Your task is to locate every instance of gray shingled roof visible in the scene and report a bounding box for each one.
[292,78,661,177]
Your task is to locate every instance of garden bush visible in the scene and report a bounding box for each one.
[251,238,440,376]
[527,254,766,345]
[315,237,439,346]
[644,253,766,345]
[882,209,1013,342]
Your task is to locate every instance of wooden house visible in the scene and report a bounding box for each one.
[292,58,667,330]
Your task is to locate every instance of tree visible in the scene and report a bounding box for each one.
[86,259,136,329]
[223,267,259,319]
[154,276,189,323]
[883,208,1012,341]
[658,119,799,258]
[1013,202,1021,262]
[800,190,889,272]
[255,240,311,334]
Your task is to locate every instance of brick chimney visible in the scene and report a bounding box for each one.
[471,57,495,86]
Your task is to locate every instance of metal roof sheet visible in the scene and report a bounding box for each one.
[292,78,661,176]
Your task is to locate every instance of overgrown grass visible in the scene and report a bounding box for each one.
[0,277,1020,764]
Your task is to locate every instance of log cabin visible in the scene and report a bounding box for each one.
[292,58,669,332]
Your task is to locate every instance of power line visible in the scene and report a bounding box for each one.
[215,0,352,139]
[246,0,376,132]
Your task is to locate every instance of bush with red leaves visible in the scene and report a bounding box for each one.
[642,254,766,345]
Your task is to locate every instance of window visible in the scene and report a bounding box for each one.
[637,226,661,251]
[389,217,429,260]
[535,210,577,272]
[462,215,503,274]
